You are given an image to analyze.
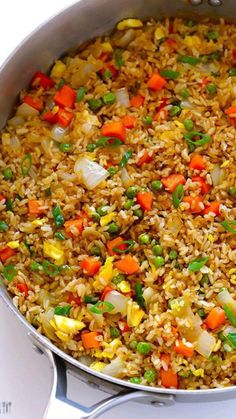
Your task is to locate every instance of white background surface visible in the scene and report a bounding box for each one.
[0,1,236,418]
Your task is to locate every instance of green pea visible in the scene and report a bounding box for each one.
[169,105,181,117]
[169,250,178,260]
[126,186,138,199]
[0,220,8,232]
[108,223,120,234]
[139,233,151,245]
[97,206,109,216]
[151,180,163,192]
[124,199,134,210]
[229,187,236,197]
[103,69,112,80]
[107,166,118,177]
[197,308,206,318]
[90,245,101,256]
[184,119,194,132]
[112,274,125,285]
[153,244,163,256]
[142,115,153,125]
[206,83,217,95]
[229,68,236,77]
[130,377,142,384]
[130,340,138,349]
[110,327,120,338]
[186,19,195,27]
[154,256,165,268]
[144,369,156,383]
[88,98,103,111]
[137,342,152,355]
[199,274,210,287]
[207,31,219,41]
[180,88,190,98]
[76,87,86,102]
[133,208,143,218]
[2,167,13,180]
[102,92,116,105]
[86,143,97,152]
[91,212,100,222]
[59,143,73,153]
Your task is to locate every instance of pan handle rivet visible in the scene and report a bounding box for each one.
[208,0,222,5]
[189,0,202,5]
[151,402,165,407]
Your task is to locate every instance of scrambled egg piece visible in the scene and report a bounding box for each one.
[100,212,116,227]
[43,241,64,265]
[51,60,66,79]
[117,19,143,30]
[7,241,20,249]
[127,301,145,327]
[93,257,114,290]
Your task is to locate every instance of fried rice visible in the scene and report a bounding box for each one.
[1,17,236,390]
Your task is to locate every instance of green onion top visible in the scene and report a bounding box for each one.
[84,295,99,304]
[42,260,60,277]
[88,98,103,111]
[54,305,71,316]
[21,153,32,177]
[184,131,212,150]
[0,220,8,232]
[178,56,200,65]
[76,87,86,102]
[89,301,114,314]
[221,220,236,234]
[135,283,146,309]
[94,136,123,149]
[225,332,236,348]
[54,231,66,241]
[52,204,64,227]
[160,69,180,80]
[120,150,133,167]
[172,184,184,209]
[188,256,209,272]
[224,305,236,327]
[3,263,16,281]
[229,68,236,77]
[113,49,124,68]
[112,240,136,254]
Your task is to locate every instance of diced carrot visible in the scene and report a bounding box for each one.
[160,353,171,368]
[160,369,178,389]
[81,331,101,348]
[203,201,221,216]
[130,94,144,108]
[64,219,84,237]
[0,247,16,263]
[136,150,153,167]
[107,237,127,256]
[0,194,6,203]
[153,107,168,121]
[104,160,115,169]
[120,115,137,129]
[101,121,126,142]
[66,292,81,305]
[205,307,226,330]
[115,255,139,275]
[174,340,194,357]
[147,73,167,91]
[99,52,110,62]
[16,283,29,297]
[136,191,153,211]
[42,110,58,124]
[189,154,206,171]
[28,199,45,215]
[225,105,236,115]
[199,77,210,87]
[80,257,102,276]
[166,38,177,48]
[57,108,74,128]
[54,85,76,108]
[192,176,211,194]
[162,174,186,193]
[183,195,204,213]
[101,286,113,301]
[31,71,55,89]
[118,320,131,333]
[23,95,43,112]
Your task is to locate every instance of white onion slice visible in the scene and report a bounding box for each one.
[10,136,20,149]
[74,157,109,190]
[180,100,194,109]
[195,330,216,358]
[217,289,236,315]
[115,88,130,107]
[143,287,155,305]
[116,29,135,48]
[211,164,225,187]
[104,290,128,315]
[8,116,25,127]
[102,356,124,377]
[121,167,133,188]
[50,124,68,142]
[16,103,39,117]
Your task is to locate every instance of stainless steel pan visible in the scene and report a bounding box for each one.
[0,1,236,417]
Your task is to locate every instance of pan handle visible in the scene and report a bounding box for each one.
[30,337,175,419]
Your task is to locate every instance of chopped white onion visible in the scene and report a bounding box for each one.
[195,330,216,358]
[104,290,128,315]
[217,289,236,315]
[10,136,20,149]
[143,287,155,305]
[115,88,130,107]
[50,124,68,142]
[41,308,57,341]
[16,103,39,118]
[74,157,108,190]
[121,167,133,188]
[102,356,124,377]
[211,164,225,187]
[8,116,25,127]
[116,29,135,48]
[180,100,194,109]
[223,326,236,337]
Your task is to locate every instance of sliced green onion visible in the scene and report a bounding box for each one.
[184,131,212,150]
[42,260,60,277]
[76,87,86,102]
[54,231,66,241]
[52,204,64,227]
[221,220,236,234]
[160,69,180,79]
[84,295,99,304]
[224,305,236,327]
[135,283,145,309]
[103,69,112,80]
[130,377,142,384]
[173,184,184,208]
[24,240,33,255]
[54,305,71,316]
[90,301,114,314]
[21,153,32,177]
[0,220,8,232]
[3,263,16,281]
[197,308,206,318]
[207,31,219,41]
[2,167,13,180]
[95,136,123,148]
[169,105,181,116]
[6,198,13,212]
[200,51,221,63]
[225,332,236,348]
[120,150,133,168]
[59,143,73,153]
[102,92,116,105]
[113,240,136,254]
[188,256,209,272]
[107,166,118,177]
[178,56,200,65]
[30,261,41,271]
[114,48,124,68]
